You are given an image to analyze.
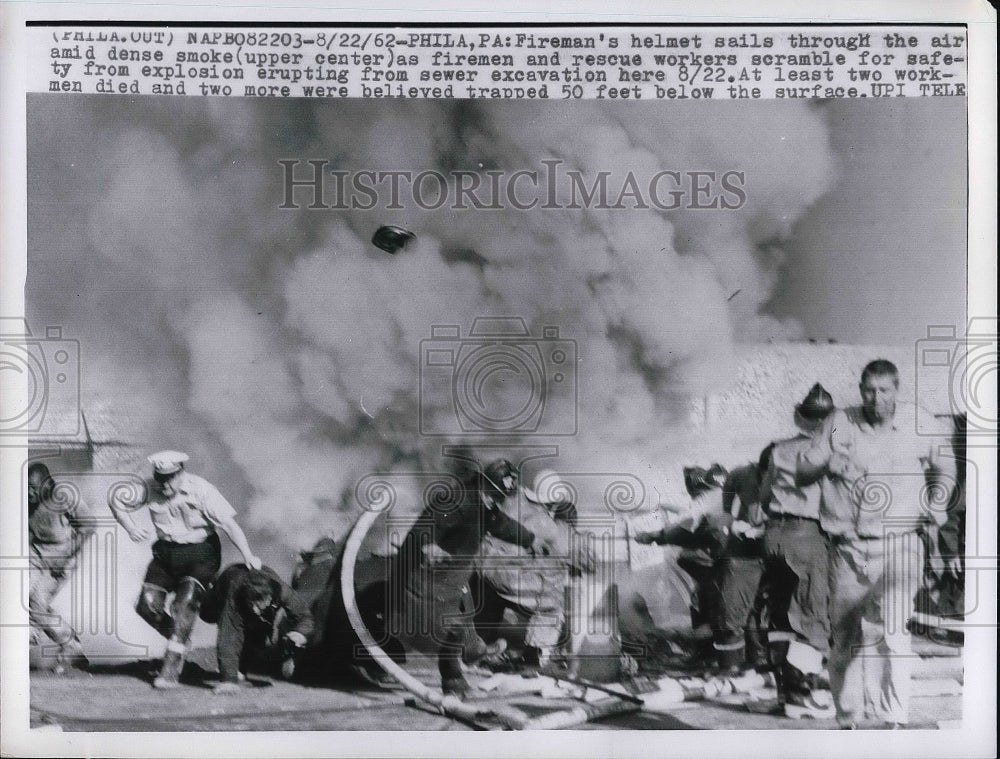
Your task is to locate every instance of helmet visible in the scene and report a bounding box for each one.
[483,459,518,496]
[371,225,416,254]
[683,464,728,496]
[795,383,835,421]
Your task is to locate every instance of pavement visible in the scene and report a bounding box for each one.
[28,634,962,732]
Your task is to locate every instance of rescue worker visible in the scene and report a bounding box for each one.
[634,463,729,665]
[27,462,96,672]
[199,563,314,694]
[760,383,836,715]
[108,450,261,689]
[798,361,956,729]
[473,469,595,671]
[389,458,553,698]
[711,448,773,675]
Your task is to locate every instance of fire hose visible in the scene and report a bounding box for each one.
[340,508,544,729]
[340,509,766,727]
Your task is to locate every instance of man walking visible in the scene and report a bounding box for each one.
[109,450,261,689]
[760,383,836,715]
[711,449,773,675]
[799,361,956,728]
[27,462,96,673]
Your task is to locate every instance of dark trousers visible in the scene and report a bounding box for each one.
[200,565,283,682]
[389,556,488,682]
[714,543,769,666]
[143,534,221,590]
[763,516,831,653]
[676,548,720,631]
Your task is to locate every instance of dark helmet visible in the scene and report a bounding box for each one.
[683,463,728,496]
[682,466,709,497]
[796,382,835,421]
[371,225,416,254]
[483,458,518,496]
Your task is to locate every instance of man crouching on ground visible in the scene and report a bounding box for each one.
[200,564,315,694]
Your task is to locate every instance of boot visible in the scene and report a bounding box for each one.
[152,643,186,689]
[712,643,745,677]
[766,633,793,711]
[442,677,472,699]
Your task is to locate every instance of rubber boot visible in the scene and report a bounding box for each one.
[713,642,746,676]
[439,633,471,699]
[153,644,186,690]
[152,577,204,689]
[767,635,792,712]
[136,584,173,638]
[745,625,770,671]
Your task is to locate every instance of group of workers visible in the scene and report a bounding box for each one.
[633,359,961,727]
[27,358,963,728]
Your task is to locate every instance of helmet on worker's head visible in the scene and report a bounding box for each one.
[683,464,728,497]
[483,458,518,497]
[705,463,728,488]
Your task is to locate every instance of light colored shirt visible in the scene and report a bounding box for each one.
[137,472,237,544]
[29,492,95,570]
[801,403,956,538]
[665,487,725,531]
[30,494,94,547]
[764,435,822,521]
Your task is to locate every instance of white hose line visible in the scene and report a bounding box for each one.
[340,508,526,728]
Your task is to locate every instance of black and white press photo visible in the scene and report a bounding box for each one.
[1,10,995,758]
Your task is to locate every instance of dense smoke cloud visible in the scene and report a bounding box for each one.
[28,97,836,567]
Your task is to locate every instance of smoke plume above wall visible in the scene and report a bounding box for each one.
[27,97,836,566]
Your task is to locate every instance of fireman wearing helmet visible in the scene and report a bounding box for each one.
[389,458,553,698]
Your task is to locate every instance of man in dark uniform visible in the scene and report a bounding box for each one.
[711,446,774,674]
[389,458,551,697]
[634,463,729,662]
[761,383,836,715]
[472,469,595,671]
[199,564,315,694]
[108,450,261,689]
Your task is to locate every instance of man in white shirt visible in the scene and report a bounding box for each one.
[109,450,261,689]
[798,360,957,728]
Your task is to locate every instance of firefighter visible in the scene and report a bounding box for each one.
[108,450,261,689]
[389,458,554,698]
[473,469,595,671]
[634,463,731,653]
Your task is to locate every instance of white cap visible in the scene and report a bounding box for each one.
[147,450,189,475]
